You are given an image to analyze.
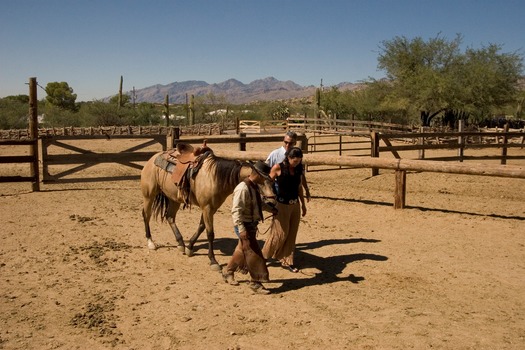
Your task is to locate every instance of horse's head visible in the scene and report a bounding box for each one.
[258,176,277,211]
[250,160,276,205]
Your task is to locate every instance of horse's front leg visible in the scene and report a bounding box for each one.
[186,215,206,257]
[167,219,185,253]
[187,211,221,271]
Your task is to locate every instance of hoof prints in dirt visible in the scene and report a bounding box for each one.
[70,295,124,346]
[69,214,100,224]
[67,239,136,267]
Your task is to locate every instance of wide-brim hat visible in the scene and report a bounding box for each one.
[252,160,272,181]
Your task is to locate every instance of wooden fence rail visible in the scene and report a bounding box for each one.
[172,133,308,152]
[305,134,370,172]
[374,129,525,167]
[213,150,525,209]
[287,116,413,134]
[238,120,289,134]
[41,135,168,183]
[0,139,39,190]
[238,117,413,135]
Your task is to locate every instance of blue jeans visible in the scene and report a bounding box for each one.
[233,222,258,238]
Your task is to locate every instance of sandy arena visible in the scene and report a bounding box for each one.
[0,138,524,349]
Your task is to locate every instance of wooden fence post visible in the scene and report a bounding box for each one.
[167,127,180,150]
[394,170,406,209]
[239,132,246,151]
[501,123,509,165]
[370,131,379,176]
[41,137,51,182]
[458,119,464,162]
[28,77,40,191]
[338,135,343,169]
[418,126,426,159]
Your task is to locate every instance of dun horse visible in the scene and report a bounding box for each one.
[140,148,275,271]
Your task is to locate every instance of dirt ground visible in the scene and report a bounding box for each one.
[0,137,524,350]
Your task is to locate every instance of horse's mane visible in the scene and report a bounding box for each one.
[206,154,243,190]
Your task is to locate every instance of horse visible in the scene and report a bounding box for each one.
[140,148,276,271]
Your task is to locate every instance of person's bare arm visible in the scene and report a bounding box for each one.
[302,174,311,202]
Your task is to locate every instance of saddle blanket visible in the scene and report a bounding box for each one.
[153,153,175,174]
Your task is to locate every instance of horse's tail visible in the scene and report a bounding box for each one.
[152,191,170,222]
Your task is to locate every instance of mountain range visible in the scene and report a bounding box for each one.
[122,77,363,104]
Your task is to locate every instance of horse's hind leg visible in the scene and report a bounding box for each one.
[142,209,154,249]
[166,200,185,253]
[141,160,160,250]
[142,200,157,250]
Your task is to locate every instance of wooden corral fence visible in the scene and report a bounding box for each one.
[0,78,40,191]
[372,123,525,175]
[41,132,170,183]
[238,120,262,133]
[287,116,413,134]
[212,150,525,210]
[0,138,39,190]
[305,129,523,176]
[199,117,409,136]
[305,134,371,172]
[1,123,223,140]
[291,118,524,174]
[238,120,288,134]
[172,133,308,152]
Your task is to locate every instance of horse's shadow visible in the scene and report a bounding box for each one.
[194,236,387,294]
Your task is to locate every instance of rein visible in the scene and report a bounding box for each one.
[258,215,275,235]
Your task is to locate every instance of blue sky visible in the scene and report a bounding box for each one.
[1,0,524,101]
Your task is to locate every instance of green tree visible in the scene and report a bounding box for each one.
[377,34,463,126]
[457,44,523,123]
[0,95,30,129]
[376,34,523,126]
[109,94,131,106]
[320,87,352,119]
[130,102,163,125]
[40,104,84,127]
[45,82,78,111]
[347,81,411,124]
[79,101,126,126]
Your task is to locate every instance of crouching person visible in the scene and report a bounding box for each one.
[223,161,274,294]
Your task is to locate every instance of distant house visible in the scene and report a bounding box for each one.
[161,114,186,120]
[206,109,229,116]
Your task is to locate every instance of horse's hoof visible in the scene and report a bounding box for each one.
[177,246,185,253]
[185,248,194,257]
[210,263,221,272]
[147,240,157,250]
